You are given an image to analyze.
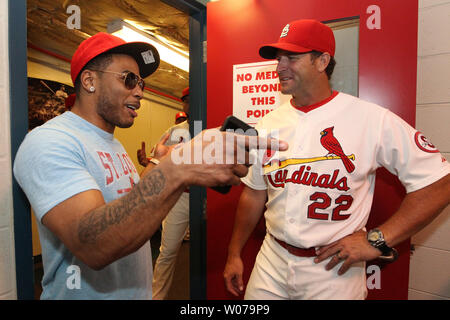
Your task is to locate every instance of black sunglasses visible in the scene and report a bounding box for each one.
[91,70,145,91]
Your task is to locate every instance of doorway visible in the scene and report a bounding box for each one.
[11,0,207,300]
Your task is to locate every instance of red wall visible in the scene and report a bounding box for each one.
[206,0,418,300]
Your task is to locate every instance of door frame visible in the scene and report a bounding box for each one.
[9,0,34,300]
[162,0,208,300]
[10,0,207,300]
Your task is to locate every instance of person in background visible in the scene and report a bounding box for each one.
[175,112,188,125]
[65,93,76,111]
[13,33,287,300]
[137,87,192,299]
[137,87,189,166]
[223,19,450,300]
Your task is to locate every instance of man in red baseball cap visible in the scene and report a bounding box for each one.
[224,19,450,300]
[14,32,163,299]
[69,32,161,132]
[181,87,189,101]
[175,111,188,125]
[180,86,190,119]
[14,32,289,299]
[70,32,160,86]
[64,93,76,111]
[258,19,336,83]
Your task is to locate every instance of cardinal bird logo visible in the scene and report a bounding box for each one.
[262,149,276,165]
[320,127,355,173]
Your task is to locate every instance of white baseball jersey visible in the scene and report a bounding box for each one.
[242,91,450,249]
[161,120,190,146]
[150,120,190,157]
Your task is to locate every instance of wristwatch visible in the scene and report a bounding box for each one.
[148,157,160,166]
[367,228,398,262]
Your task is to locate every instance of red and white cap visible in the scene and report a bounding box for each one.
[70,32,160,85]
[259,19,335,59]
[65,93,76,110]
[175,111,188,121]
[181,87,189,101]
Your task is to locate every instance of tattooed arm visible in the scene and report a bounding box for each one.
[42,130,288,270]
[42,160,186,270]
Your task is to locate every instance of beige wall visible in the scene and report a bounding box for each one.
[408,0,450,300]
[0,0,18,300]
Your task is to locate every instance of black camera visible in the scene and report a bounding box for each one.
[212,116,258,194]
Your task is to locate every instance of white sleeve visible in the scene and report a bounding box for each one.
[376,110,450,193]
[240,147,268,190]
[149,127,173,157]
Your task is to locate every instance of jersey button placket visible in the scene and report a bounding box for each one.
[285,179,298,239]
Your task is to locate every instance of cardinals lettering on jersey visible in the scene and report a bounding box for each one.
[320,127,355,173]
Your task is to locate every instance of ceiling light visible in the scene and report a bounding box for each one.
[107,19,189,73]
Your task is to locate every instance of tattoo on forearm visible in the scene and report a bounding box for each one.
[78,169,166,244]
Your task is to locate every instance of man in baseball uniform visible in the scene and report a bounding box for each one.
[137,87,191,299]
[151,88,191,299]
[223,19,450,300]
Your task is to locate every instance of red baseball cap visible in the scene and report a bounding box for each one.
[181,87,189,100]
[65,93,76,110]
[175,111,188,121]
[259,19,335,59]
[70,32,160,85]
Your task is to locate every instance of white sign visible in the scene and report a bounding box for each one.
[233,61,290,125]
